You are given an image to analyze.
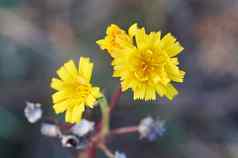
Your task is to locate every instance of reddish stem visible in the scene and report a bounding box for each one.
[87,146,97,158]
[86,86,122,158]
[109,86,122,113]
[111,126,138,135]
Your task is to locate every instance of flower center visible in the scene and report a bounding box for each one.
[133,49,160,82]
[75,84,90,99]
[65,78,91,105]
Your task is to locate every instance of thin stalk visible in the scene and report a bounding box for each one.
[111,126,138,135]
[98,95,110,136]
[79,86,122,158]
[109,86,122,113]
[98,143,114,158]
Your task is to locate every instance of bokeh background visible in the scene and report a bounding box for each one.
[1,0,238,157]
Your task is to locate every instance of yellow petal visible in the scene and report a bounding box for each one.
[166,61,185,83]
[106,24,121,35]
[135,28,146,49]
[57,66,73,81]
[52,91,68,104]
[121,80,131,91]
[164,84,178,100]
[78,57,93,82]
[145,87,156,100]
[128,23,138,37]
[53,98,80,114]
[133,85,146,100]
[51,78,64,90]
[153,31,161,46]
[86,94,96,108]
[160,33,176,48]
[159,33,184,57]
[156,84,166,97]
[72,105,85,123]
[64,60,78,77]
[53,101,69,114]
[156,83,178,100]
[170,58,179,65]
[91,87,102,98]
[65,108,73,123]
[96,39,106,49]
[167,42,184,57]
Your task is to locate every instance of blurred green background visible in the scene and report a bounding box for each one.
[1,0,238,157]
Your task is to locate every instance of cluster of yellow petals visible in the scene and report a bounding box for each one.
[50,57,102,123]
[97,23,185,100]
[96,24,133,58]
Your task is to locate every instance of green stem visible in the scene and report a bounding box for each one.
[98,95,110,136]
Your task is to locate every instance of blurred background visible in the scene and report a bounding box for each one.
[0,0,238,157]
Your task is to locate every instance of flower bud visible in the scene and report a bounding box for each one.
[41,123,61,137]
[70,119,95,137]
[138,116,166,141]
[115,151,127,158]
[24,102,42,123]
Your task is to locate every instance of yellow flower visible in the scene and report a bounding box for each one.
[50,57,102,123]
[98,23,185,101]
[96,24,133,58]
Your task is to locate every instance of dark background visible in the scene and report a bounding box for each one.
[0,0,238,158]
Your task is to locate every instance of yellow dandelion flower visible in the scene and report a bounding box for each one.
[50,57,102,123]
[96,24,133,58]
[98,23,185,101]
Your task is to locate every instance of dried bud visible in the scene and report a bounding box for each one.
[70,119,95,137]
[41,123,61,137]
[24,102,42,123]
[115,151,127,158]
[61,135,86,150]
[138,116,166,141]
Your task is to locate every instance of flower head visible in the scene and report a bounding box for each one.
[97,23,185,100]
[96,24,132,58]
[51,57,102,123]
